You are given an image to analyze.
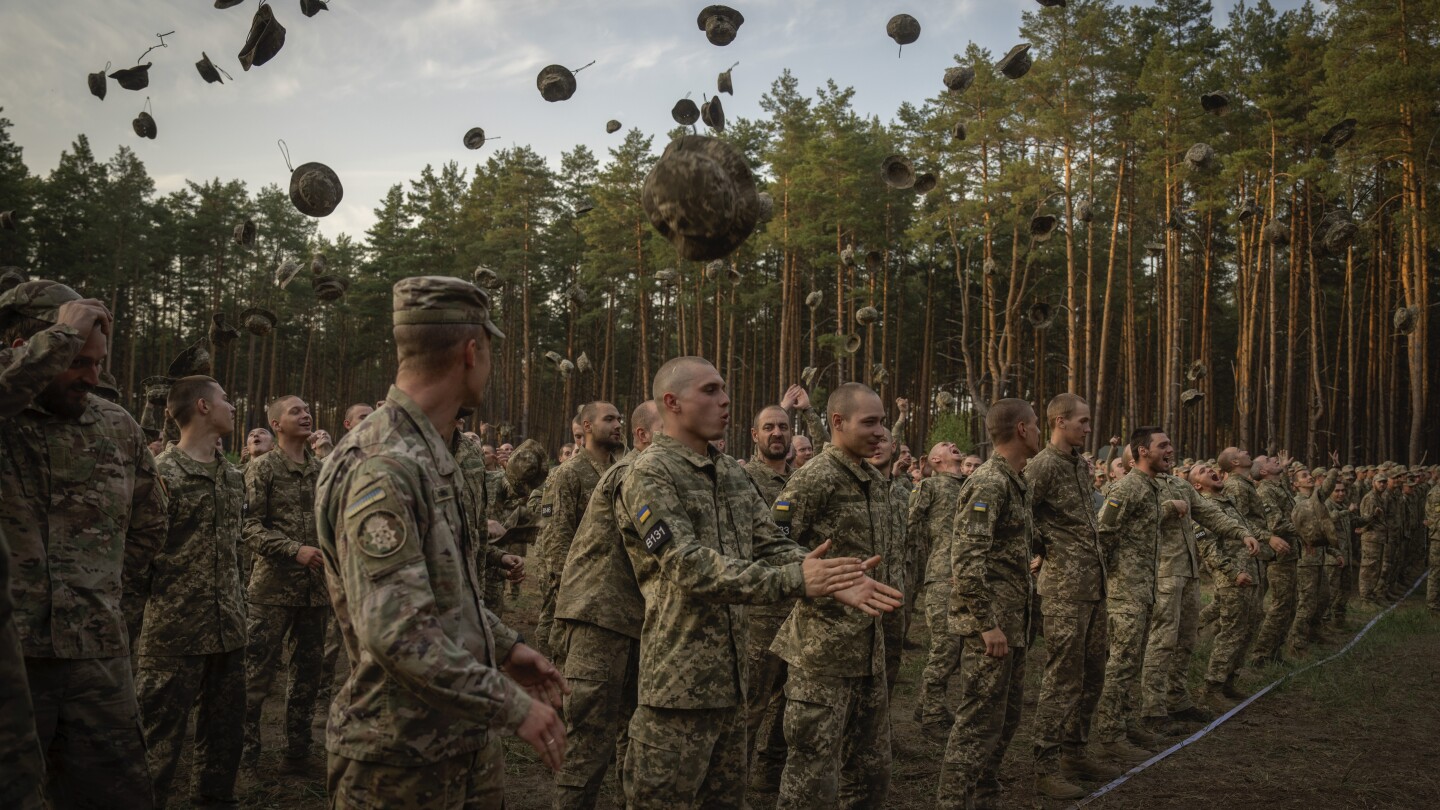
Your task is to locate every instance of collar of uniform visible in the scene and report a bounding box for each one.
[385,384,457,476]
[819,443,884,485]
[651,433,715,470]
[986,450,1029,493]
[936,470,965,482]
[24,391,104,425]
[272,442,317,474]
[746,455,790,479]
[1043,442,1081,467]
[158,445,223,481]
[580,448,613,477]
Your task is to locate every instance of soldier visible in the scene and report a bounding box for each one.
[1425,479,1440,614]
[310,429,336,459]
[243,426,274,464]
[1323,479,1359,626]
[316,276,568,806]
[1291,468,1340,652]
[618,357,900,809]
[551,401,660,810]
[449,416,525,613]
[0,280,165,808]
[0,290,113,810]
[1026,394,1116,800]
[1187,463,1269,706]
[1092,428,1171,764]
[790,435,816,469]
[241,394,328,773]
[341,402,374,434]
[910,441,968,736]
[136,376,247,808]
[1357,473,1391,605]
[534,401,624,661]
[865,419,913,697]
[936,399,1041,810]
[1250,455,1304,666]
[742,402,797,793]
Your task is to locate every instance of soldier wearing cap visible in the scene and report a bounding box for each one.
[0,284,115,809]
[1425,474,1440,614]
[316,276,568,806]
[1358,472,1390,603]
[0,280,165,808]
[1249,456,1303,665]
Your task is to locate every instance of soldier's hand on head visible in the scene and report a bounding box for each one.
[296,545,324,570]
[828,573,903,617]
[780,385,800,411]
[502,642,570,708]
[895,397,910,415]
[980,626,1009,658]
[1235,572,1254,586]
[499,554,525,582]
[516,698,567,772]
[55,298,113,338]
[800,539,867,597]
[1268,535,1291,555]
[1242,536,1261,556]
[791,385,812,412]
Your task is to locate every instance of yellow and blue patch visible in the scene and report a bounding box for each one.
[972,501,988,512]
[1107,498,1120,509]
[346,486,387,519]
[775,500,791,512]
[636,504,652,524]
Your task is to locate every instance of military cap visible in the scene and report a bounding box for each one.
[238,3,286,71]
[505,438,549,492]
[698,5,745,46]
[0,267,27,293]
[94,369,121,402]
[88,65,108,100]
[1310,467,1326,478]
[641,135,759,262]
[289,161,344,218]
[1375,473,1390,483]
[196,52,228,84]
[133,110,157,140]
[886,14,921,50]
[301,0,329,17]
[1341,465,1354,473]
[109,63,152,91]
[392,275,505,338]
[0,279,81,325]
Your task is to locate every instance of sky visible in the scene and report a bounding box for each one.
[1,0,1312,241]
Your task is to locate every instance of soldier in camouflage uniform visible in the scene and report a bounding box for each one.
[1425,478,1440,614]
[0,288,113,810]
[771,383,903,809]
[1250,456,1304,665]
[1290,468,1340,652]
[936,399,1041,810]
[450,425,525,611]
[0,280,166,808]
[1358,474,1390,603]
[551,401,660,810]
[136,377,248,808]
[617,357,900,810]
[1025,395,1117,799]
[865,418,912,698]
[1323,479,1358,626]
[534,401,624,662]
[741,402,797,792]
[316,276,568,807]
[909,441,967,734]
[241,394,328,772]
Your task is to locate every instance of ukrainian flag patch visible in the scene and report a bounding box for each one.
[1107,498,1120,509]
[346,486,387,519]
[775,500,791,512]
[973,502,988,512]
[636,505,652,523]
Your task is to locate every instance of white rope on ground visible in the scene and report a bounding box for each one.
[1073,569,1434,808]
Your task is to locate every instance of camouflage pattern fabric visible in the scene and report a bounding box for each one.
[326,737,505,810]
[777,670,891,809]
[1358,489,1388,599]
[916,581,960,727]
[936,638,1027,810]
[623,705,746,810]
[1094,469,1162,745]
[315,386,529,769]
[0,323,84,416]
[910,471,965,727]
[1026,446,1106,601]
[1291,483,1338,646]
[243,447,327,607]
[1222,474,1267,543]
[242,602,328,764]
[1198,491,1268,686]
[1092,608,1148,745]
[136,649,245,808]
[553,620,638,810]
[554,454,645,639]
[1141,574,1200,718]
[1251,479,1301,662]
[740,456,792,787]
[883,475,911,694]
[535,451,610,661]
[451,431,514,602]
[1426,487,1440,612]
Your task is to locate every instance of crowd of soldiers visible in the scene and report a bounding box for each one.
[1,274,1437,810]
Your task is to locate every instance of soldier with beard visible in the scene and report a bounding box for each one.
[910,441,969,736]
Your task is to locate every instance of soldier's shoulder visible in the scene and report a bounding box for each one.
[87,394,144,439]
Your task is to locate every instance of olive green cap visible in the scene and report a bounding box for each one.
[0,279,81,326]
[392,276,504,338]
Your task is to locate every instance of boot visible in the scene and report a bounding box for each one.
[1198,681,1237,710]
[1221,676,1253,701]
[1171,704,1214,724]
[1141,715,1181,737]
[1061,752,1125,780]
[1126,724,1166,749]
[1097,739,1151,765]
[1034,773,1087,800]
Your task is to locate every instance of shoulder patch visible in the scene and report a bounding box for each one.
[642,519,673,554]
[972,501,988,512]
[541,503,555,517]
[357,511,407,558]
[1107,497,1120,509]
[774,499,791,512]
[636,504,652,524]
[346,486,387,519]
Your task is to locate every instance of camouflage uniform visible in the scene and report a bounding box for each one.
[450,432,513,609]
[937,453,1032,810]
[881,475,911,696]
[137,447,248,808]
[0,316,87,809]
[1197,491,1268,689]
[909,471,965,727]
[771,444,901,809]
[551,451,646,810]
[1,390,166,808]
[241,446,328,766]
[1093,469,1162,747]
[1425,485,1440,613]
[1024,445,1107,774]
[741,457,793,790]
[1290,474,1339,648]
[1323,495,1357,623]
[535,451,611,664]
[316,383,531,806]
[1250,479,1302,664]
[618,433,809,810]
[1142,476,1250,718]
[1383,488,1408,592]
[1358,486,1388,600]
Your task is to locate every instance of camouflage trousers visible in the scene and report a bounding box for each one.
[243,603,329,765]
[136,648,245,809]
[882,600,906,697]
[534,571,562,664]
[936,636,1026,810]
[1324,558,1354,622]
[326,735,504,809]
[554,621,638,810]
[1358,535,1386,600]
[1092,604,1149,745]
[1251,561,1297,663]
[916,582,961,725]
[1142,575,1200,718]
[1427,541,1440,612]
[1381,531,1404,590]
[26,656,154,809]
[0,561,44,809]
[778,669,891,809]
[623,704,746,810]
[1032,598,1107,773]
[319,615,350,711]
[1203,585,1261,685]
[1289,562,1328,647]
[745,611,789,791]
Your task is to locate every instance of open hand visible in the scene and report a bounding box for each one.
[56,298,113,338]
[516,700,566,772]
[800,539,868,597]
[829,574,903,617]
[502,643,569,708]
[1235,572,1254,586]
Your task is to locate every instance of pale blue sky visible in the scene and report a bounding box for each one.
[2,0,1312,240]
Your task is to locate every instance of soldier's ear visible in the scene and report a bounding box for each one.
[9,338,26,349]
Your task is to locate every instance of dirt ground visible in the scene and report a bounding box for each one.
[220,575,1440,810]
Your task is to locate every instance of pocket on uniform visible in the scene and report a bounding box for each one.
[783,670,844,707]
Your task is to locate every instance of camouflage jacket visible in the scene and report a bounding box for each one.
[1026,444,1105,601]
[743,457,796,620]
[1359,490,1388,539]
[0,393,166,657]
[888,475,917,585]
[1425,486,1440,542]
[1157,474,1248,581]
[771,444,901,677]
[1325,497,1358,564]
[948,452,1033,645]
[452,432,512,592]
[315,385,528,764]
[1097,469,1162,610]
[1197,491,1271,586]
[797,406,829,451]
[139,447,247,656]
[1257,478,1301,563]
[910,471,964,585]
[537,451,612,576]
[1223,474,1266,540]
[619,433,806,710]
[0,324,83,418]
[1292,487,1338,567]
[554,450,645,639]
[243,445,327,606]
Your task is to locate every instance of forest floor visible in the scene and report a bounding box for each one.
[223,570,1440,810]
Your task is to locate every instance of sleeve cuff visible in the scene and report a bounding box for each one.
[780,561,805,599]
[492,678,534,734]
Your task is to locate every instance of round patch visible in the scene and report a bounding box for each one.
[357,511,407,558]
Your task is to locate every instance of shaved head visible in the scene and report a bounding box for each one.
[753,404,788,430]
[826,382,878,420]
[631,400,661,435]
[653,356,715,402]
